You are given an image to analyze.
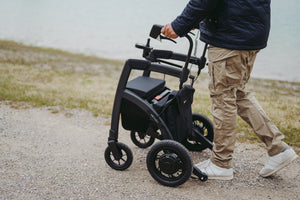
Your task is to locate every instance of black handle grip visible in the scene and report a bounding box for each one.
[149,49,202,66]
[150,24,163,39]
[151,50,173,59]
[135,43,152,51]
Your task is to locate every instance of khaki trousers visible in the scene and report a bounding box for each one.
[207,46,288,168]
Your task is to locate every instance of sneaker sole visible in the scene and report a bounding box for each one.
[208,175,233,181]
[260,154,298,178]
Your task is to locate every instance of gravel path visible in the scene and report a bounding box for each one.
[0,101,299,200]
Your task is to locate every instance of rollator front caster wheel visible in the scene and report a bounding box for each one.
[146,140,193,187]
[130,131,155,148]
[104,142,133,171]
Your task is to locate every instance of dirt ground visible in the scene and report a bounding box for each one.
[0,101,299,200]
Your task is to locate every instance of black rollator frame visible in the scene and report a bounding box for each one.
[105,24,214,187]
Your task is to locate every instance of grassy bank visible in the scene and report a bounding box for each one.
[0,40,299,149]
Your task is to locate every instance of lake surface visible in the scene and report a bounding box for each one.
[0,0,299,82]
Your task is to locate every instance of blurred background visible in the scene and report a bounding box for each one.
[0,0,299,82]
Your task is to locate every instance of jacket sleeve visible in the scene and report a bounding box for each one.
[171,0,219,37]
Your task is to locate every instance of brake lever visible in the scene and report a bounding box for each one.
[188,31,195,36]
[159,35,177,44]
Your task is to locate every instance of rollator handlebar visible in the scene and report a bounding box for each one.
[136,24,207,89]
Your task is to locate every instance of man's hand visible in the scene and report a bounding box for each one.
[161,23,178,39]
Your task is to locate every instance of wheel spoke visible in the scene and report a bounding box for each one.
[158,167,162,173]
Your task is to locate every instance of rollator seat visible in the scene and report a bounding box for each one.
[126,76,165,99]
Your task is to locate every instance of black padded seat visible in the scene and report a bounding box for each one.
[126,76,165,99]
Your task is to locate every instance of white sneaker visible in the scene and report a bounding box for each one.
[259,147,298,177]
[195,160,233,180]
[195,159,210,169]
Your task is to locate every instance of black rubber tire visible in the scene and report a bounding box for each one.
[146,140,193,187]
[184,113,214,151]
[193,113,214,141]
[130,131,155,148]
[104,142,133,171]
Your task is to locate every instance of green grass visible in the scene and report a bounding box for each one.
[0,40,299,150]
[0,63,119,116]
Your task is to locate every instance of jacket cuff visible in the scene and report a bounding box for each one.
[171,19,192,37]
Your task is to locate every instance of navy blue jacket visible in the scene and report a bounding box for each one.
[171,0,270,50]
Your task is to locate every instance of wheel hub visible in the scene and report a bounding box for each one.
[158,153,180,174]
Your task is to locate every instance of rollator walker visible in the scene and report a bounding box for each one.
[105,24,214,187]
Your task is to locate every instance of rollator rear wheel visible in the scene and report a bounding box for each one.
[184,113,214,151]
[193,113,214,141]
[146,140,193,187]
[130,131,155,148]
[104,142,133,171]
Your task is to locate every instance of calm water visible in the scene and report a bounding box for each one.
[0,0,299,82]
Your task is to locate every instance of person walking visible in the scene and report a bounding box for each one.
[161,0,298,180]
